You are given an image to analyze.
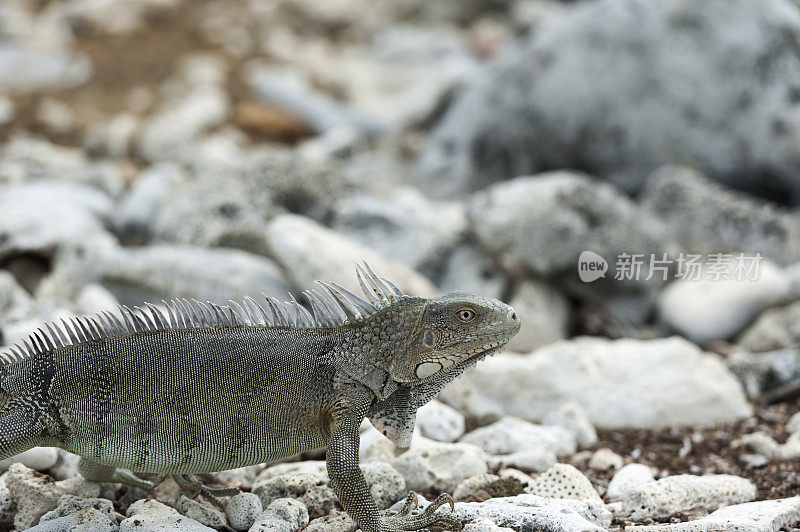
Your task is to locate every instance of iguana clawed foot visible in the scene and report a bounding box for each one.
[382,492,462,531]
[173,474,240,507]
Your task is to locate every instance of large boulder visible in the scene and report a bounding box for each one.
[419,0,800,204]
[439,337,752,429]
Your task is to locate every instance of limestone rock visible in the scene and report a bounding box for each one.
[460,417,576,457]
[440,337,752,429]
[249,498,309,532]
[622,474,757,520]
[392,437,488,493]
[226,492,263,532]
[606,463,655,502]
[416,400,466,443]
[526,464,601,502]
[121,498,216,531]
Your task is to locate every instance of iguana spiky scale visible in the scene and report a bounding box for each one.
[0,263,520,531]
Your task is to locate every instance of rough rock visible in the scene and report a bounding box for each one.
[30,495,117,532]
[463,518,515,532]
[392,436,488,493]
[0,182,114,261]
[45,243,292,307]
[440,336,752,429]
[419,0,800,205]
[525,464,601,502]
[468,172,666,277]
[360,462,406,510]
[642,166,800,266]
[255,461,327,483]
[436,244,506,299]
[622,474,757,520]
[416,401,466,442]
[460,417,576,457]
[726,348,800,397]
[121,498,216,531]
[606,464,655,503]
[453,474,502,502]
[265,214,437,297]
[331,186,466,274]
[225,492,263,532]
[738,300,800,352]
[304,508,355,532]
[787,411,800,434]
[251,473,337,517]
[176,495,228,529]
[628,496,800,531]
[507,280,569,353]
[0,447,59,472]
[5,463,101,530]
[487,450,556,474]
[359,424,397,463]
[413,493,612,531]
[249,498,309,532]
[658,258,795,344]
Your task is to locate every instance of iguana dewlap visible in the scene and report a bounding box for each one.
[0,262,520,531]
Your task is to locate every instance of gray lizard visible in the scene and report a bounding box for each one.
[0,262,520,531]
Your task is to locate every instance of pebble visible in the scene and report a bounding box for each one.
[588,448,624,471]
[225,492,263,532]
[416,400,466,443]
[121,498,215,531]
[249,498,309,532]
[392,437,488,493]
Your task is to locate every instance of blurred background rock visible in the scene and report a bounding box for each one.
[2,0,800,529]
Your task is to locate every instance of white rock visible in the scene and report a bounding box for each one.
[463,517,515,531]
[6,464,100,530]
[453,474,501,502]
[226,492,263,532]
[622,474,757,520]
[658,259,793,344]
[249,498,309,532]
[359,425,396,463]
[75,284,119,315]
[416,401,466,443]
[451,494,611,531]
[361,462,406,510]
[440,337,752,429]
[0,182,114,261]
[526,464,601,502]
[461,417,576,457]
[0,45,91,92]
[625,496,800,531]
[0,447,58,472]
[507,280,569,353]
[542,401,598,449]
[588,448,624,471]
[739,299,800,353]
[32,495,117,532]
[741,431,800,461]
[392,437,488,493]
[488,450,555,474]
[265,214,437,297]
[331,187,467,274]
[176,495,228,529]
[121,499,215,531]
[605,463,655,502]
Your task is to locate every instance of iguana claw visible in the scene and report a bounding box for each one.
[382,492,462,531]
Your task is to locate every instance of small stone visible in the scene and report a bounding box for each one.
[416,400,466,443]
[460,417,576,457]
[525,464,601,502]
[225,492,263,532]
[392,437,488,493]
[361,462,405,510]
[741,453,769,468]
[606,464,655,502]
[488,449,556,474]
[176,495,228,529]
[252,473,337,518]
[121,498,215,531]
[542,402,598,449]
[0,448,59,472]
[588,448,624,471]
[454,474,501,502]
[622,474,757,520]
[788,412,800,434]
[742,431,800,461]
[249,498,309,532]
[305,508,356,532]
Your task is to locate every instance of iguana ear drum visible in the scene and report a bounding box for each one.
[415,361,442,379]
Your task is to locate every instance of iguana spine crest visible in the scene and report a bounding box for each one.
[1,261,403,366]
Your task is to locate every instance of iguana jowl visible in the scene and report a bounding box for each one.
[0,262,520,531]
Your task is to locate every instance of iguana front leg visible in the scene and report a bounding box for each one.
[326,415,461,532]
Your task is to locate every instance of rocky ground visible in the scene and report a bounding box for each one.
[1,0,800,530]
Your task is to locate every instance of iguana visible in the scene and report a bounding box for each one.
[0,262,520,531]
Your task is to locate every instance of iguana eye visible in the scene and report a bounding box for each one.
[457,309,475,322]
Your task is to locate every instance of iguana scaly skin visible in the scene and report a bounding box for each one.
[0,263,520,531]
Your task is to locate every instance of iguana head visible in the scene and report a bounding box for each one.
[388,292,520,383]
